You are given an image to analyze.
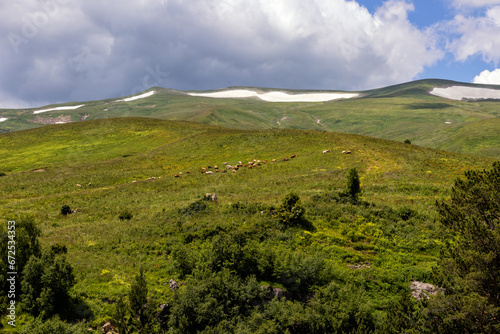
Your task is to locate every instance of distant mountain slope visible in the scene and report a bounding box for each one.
[1,79,499,158]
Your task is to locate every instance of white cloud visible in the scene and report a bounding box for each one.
[473,68,500,84]
[0,0,443,107]
[446,6,500,62]
[452,0,500,7]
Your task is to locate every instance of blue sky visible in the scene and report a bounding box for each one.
[1,0,500,108]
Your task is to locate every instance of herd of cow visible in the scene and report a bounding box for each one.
[75,149,351,187]
[76,150,351,187]
[173,154,297,178]
[171,148,351,178]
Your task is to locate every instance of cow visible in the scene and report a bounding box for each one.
[205,193,218,201]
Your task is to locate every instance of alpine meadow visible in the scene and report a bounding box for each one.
[0,80,499,333]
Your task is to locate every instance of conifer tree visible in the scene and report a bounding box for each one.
[346,168,361,202]
[429,162,500,332]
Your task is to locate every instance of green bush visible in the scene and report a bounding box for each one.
[21,316,89,334]
[168,269,265,333]
[21,248,75,319]
[171,245,196,278]
[209,232,259,278]
[118,210,133,221]
[274,193,307,230]
[179,198,207,215]
[60,205,72,216]
[0,215,41,302]
[273,250,327,295]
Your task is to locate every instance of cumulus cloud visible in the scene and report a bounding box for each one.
[0,0,443,108]
[473,68,500,84]
[446,5,500,63]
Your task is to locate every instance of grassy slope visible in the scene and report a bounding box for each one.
[0,118,496,328]
[1,79,499,158]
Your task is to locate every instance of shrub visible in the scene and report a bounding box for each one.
[404,139,412,144]
[21,248,76,319]
[60,205,72,216]
[209,232,259,278]
[273,250,327,295]
[0,215,42,314]
[118,210,133,221]
[168,269,265,333]
[397,207,417,221]
[171,246,196,278]
[274,193,307,230]
[179,199,207,215]
[338,168,361,204]
[50,244,68,254]
[21,316,89,334]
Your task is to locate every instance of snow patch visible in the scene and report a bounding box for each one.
[116,90,155,102]
[189,90,358,102]
[430,86,500,101]
[0,118,7,122]
[55,122,66,124]
[33,105,85,114]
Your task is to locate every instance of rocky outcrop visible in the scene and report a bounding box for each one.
[101,321,116,334]
[410,281,445,302]
[170,278,179,291]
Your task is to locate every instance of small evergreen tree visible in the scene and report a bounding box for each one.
[127,267,157,333]
[112,295,133,334]
[345,168,361,202]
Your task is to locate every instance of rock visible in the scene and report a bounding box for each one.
[348,262,371,270]
[169,278,179,291]
[156,303,171,328]
[101,321,113,333]
[410,281,445,302]
[272,287,285,299]
[262,286,287,299]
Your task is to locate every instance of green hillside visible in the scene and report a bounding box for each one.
[1,79,499,158]
[0,118,496,332]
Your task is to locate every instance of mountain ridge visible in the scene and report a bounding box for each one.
[1,79,499,158]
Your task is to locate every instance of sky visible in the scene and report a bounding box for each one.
[2,0,500,108]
